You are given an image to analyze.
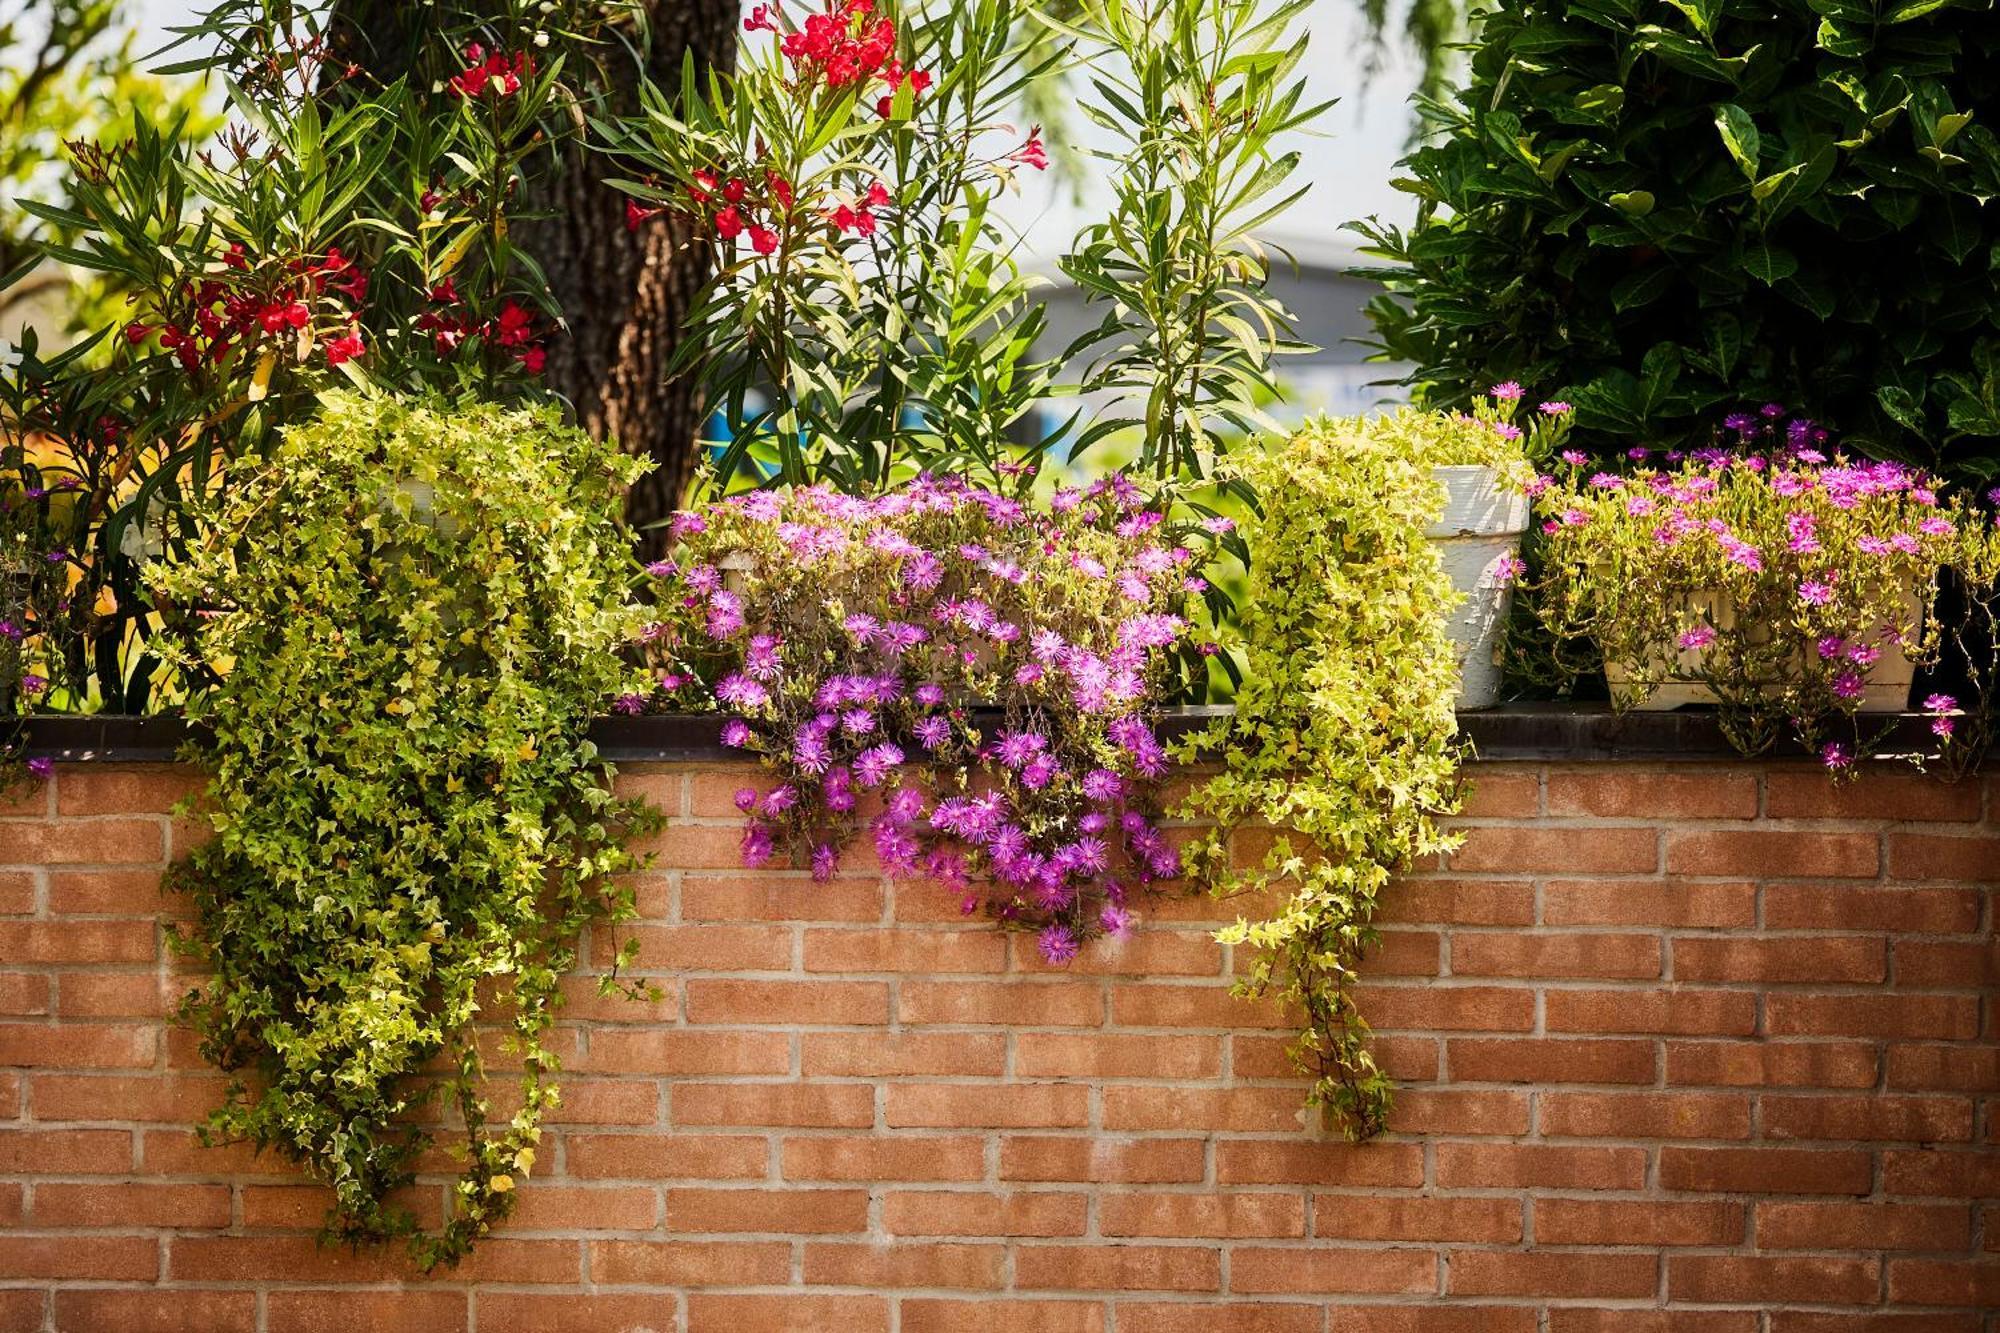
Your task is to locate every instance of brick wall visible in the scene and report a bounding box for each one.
[0,759,1994,1332]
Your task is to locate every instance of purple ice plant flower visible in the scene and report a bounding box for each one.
[1037,924,1081,965]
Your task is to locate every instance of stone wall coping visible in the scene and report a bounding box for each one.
[12,704,1951,765]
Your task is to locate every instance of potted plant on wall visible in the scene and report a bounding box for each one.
[1531,411,1977,764]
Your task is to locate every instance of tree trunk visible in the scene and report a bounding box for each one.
[522,1,737,554]
[328,0,737,556]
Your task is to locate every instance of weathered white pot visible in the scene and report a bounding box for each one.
[1603,587,1918,713]
[1427,465,1529,711]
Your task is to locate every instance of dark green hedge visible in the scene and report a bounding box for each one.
[1360,0,2000,480]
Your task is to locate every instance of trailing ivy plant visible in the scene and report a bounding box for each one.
[1357,0,2000,481]
[151,393,659,1269]
[1182,409,1525,1137]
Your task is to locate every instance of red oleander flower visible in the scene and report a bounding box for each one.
[494,300,534,347]
[515,344,546,373]
[625,199,663,232]
[745,3,779,32]
[768,170,795,209]
[1011,130,1049,171]
[323,329,364,365]
[123,322,150,345]
[749,225,780,255]
[690,168,718,204]
[714,205,745,240]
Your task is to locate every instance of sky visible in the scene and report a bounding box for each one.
[125,0,1429,261]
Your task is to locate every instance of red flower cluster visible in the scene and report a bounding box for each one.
[129,245,368,373]
[447,42,532,98]
[681,167,786,255]
[764,0,930,114]
[415,280,548,373]
[829,181,892,236]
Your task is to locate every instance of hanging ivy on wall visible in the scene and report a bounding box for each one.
[151,392,660,1268]
[1183,410,1521,1136]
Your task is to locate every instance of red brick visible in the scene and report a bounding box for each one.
[55,767,205,816]
[1436,1143,1646,1190]
[1013,1244,1221,1292]
[1766,884,1981,932]
[1535,1198,1743,1246]
[887,1083,1088,1129]
[1675,935,1888,984]
[1660,1147,1873,1195]
[1548,769,1757,818]
[0,920,155,964]
[1549,989,1758,1036]
[1666,1040,1880,1088]
[600,923,791,972]
[507,1184,658,1232]
[1214,1141,1424,1188]
[262,1291,467,1333]
[680,875,882,922]
[1765,1094,1974,1143]
[684,1294,888,1332]
[1766,993,1979,1041]
[1014,1033,1221,1080]
[1103,1086,1309,1133]
[1767,771,1982,821]
[1447,1037,1657,1084]
[1315,1195,1522,1243]
[0,1234,156,1280]
[1107,983,1285,1029]
[586,1028,789,1076]
[563,1132,766,1180]
[1099,1192,1304,1238]
[1229,1245,1436,1295]
[673,1082,873,1129]
[591,1238,790,1285]
[30,1181,230,1228]
[0,820,164,864]
[1025,929,1223,978]
[1886,1044,2000,1092]
[1358,985,1535,1032]
[1892,940,1998,989]
[1460,767,1541,816]
[782,1135,984,1182]
[803,927,1007,973]
[1381,878,1535,926]
[1672,1254,1880,1304]
[53,1290,255,1333]
[685,978,888,1025]
[1452,931,1661,979]
[805,1241,1009,1289]
[473,1294,683,1333]
[1544,879,1756,927]
[0,1129,131,1173]
[802,1031,1006,1077]
[1448,1249,1656,1297]
[665,1187,868,1234]
[1539,1091,1752,1140]
[1335,1312,1541,1333]
[903,1300,1105,1333]
[884,1190,1088,1238]
[1885,1258,2000,1306]
[1546,1317,1759,1333]
[905,980,1104,1026]
[1383,1088,1530,1136]
[1757,1201,1970,1251]
[0,973,48,1016]
[1886,833,2000,880]
[1002,1136,1208,1184]
[1768,1314,1981,1332]
[1450,826,1658,873]
[1888,1144,2000,1192]
[1668,830,1878,878]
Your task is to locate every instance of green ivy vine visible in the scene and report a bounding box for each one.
[151,393,660,1268]
[1184,410,1514,1137]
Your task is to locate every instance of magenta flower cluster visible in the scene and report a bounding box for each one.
[641,474,1202,962]
[1537,410,1977,769]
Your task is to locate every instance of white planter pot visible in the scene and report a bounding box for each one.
[1603,586,1918,713]
[1427,465,1529,712]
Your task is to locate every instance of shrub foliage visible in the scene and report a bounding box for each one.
[152,394,658,1267]
[1360,0,2000,479]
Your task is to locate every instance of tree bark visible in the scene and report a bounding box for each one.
[328,0,737,556]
